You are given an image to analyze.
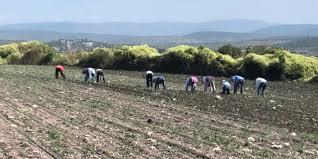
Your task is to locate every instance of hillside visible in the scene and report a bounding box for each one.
[0,20,271,36]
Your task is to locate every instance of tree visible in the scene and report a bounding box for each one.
[218,44,242,58]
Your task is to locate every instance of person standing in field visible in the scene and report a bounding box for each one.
[202,76,216,92]
[185,76,198,91]
[82,68,96,82]
[145,70,154,87]
[256,77,268,95]
[232,75,245,94]
[152,76,165,90]
[221,80,231,94]
[55,65,66,80]
[96,69,106,83]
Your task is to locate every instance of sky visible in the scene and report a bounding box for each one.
[1,0,317,25]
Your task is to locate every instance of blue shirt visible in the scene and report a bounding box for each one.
[232,75,245,83]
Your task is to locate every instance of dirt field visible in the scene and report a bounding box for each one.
[0,65,317,159]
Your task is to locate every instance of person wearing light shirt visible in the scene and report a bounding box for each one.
[221,80,231,94]
[82,68,96,82]
[145,70,154,87]
[232,75,245,94]
[256,77,267,95]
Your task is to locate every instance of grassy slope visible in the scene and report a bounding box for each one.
[0,65,317,158]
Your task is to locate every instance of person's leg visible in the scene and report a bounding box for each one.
[102,73,106,83]
[60,71,66,80]
[227,88,230,94]
[146,74,151,87]
[257,83,262,95]
[212,81,216,92]
[97,73,100,83]
[55,69,59,79]
[150,74,153,87]
[262,83,267,95]
[240,81,244,94]
[234,82,238,94]
[222,86,226,94]
[162,80,165,90]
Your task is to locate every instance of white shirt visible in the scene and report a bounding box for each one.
[256,78,267,89]
[146,71,154,75]
[88,68,96,78]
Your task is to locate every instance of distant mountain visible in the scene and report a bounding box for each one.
[253,24,318,37]
[0,19,271,36]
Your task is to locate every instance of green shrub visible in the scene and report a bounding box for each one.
[6,53,22,64]
[53,54,74,66]
[0,45,18,58]
[0,57,7,64]
[218,44,242,58]
[240,53,270,79]
[78,48,114,68]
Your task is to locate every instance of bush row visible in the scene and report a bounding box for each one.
[1,41,318,81]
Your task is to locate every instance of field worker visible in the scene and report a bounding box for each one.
[152,76,166,90]
[202,76,216,92]
[256,77,268,95]
[232,75,245,94]
[221,80,231,94]
[55,65,66,80]
[185,76,198,91]
[96,69,106,83]
[145,70,154,87]
[82,68,96,82]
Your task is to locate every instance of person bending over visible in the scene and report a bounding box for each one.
[82,68,96,82]
[232,75,245,94]
[202,76,216,92]
[256,77,267,95]
[96,69,106,83]
[221,80,231,95]
[145,70,154,87]
[152,76,165,90]
[55,65,66,80]
[185,76,198,91]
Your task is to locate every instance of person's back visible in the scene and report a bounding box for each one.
[203,76,216,92]
[55,65,66,79]
[96,69,105,83]
[222,80,231,94]
[232,75,245,94]
[83,68,96,82]
[256,77,267,95]
[145,70,154,87]
[185,76,198,91]
[153,76,165,90]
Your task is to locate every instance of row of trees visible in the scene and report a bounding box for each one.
[0,41,318,81]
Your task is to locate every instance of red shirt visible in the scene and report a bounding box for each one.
[56,65,65,71]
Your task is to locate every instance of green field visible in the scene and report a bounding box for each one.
[0,65,317,158]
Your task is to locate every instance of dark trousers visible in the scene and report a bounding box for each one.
[146,74,153,87]
[55,68,66,79]
[155,80,165,90]
[97,72,105,83]
[222,86,230,94]
[234,80,244,94]
[257,82,267,95]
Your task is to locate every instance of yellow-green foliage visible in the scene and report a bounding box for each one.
[6,52,22,64]
[52,54,76,66]
[281,51,318,80]
[120,45,160,58]
[0,57,7,64]
[0,45,19,58]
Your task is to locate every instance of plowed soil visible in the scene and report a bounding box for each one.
[0,65,317,158]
